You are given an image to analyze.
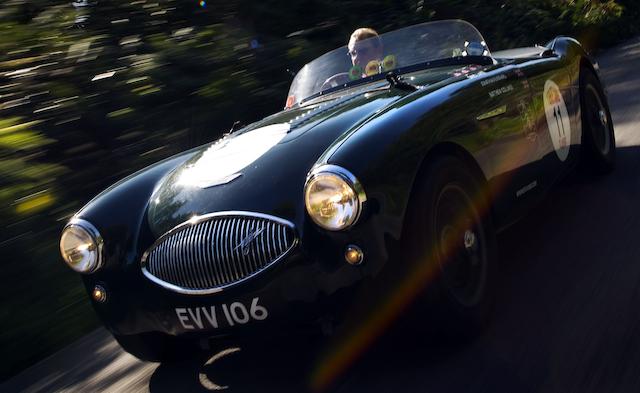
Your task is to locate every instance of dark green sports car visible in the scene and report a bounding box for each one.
[59,20,615,361]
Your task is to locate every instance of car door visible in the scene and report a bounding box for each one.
[514,55,579,191]
[471,65,541,227]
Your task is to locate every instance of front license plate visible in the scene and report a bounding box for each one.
[174,297,268,330]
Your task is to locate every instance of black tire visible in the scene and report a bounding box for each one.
[580,67,616,173]
[404,155,496,337]
[114,332,193,362]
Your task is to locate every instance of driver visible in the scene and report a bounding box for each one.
[348,27,384,71]
[320,27,385,90]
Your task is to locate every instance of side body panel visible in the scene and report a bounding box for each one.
[515,51,582,193]
[326,64,549,236]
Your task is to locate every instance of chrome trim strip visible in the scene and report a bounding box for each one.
[476,105,507,121]
[141,211,298,295]
[199,172,242,189]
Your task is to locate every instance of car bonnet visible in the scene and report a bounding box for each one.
[146,86,410,237]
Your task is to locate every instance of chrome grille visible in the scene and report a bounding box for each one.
[141,212,297,294]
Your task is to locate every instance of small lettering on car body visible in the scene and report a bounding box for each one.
[488,84,514,98]
[175,297,268,330]
[480,74,507,87]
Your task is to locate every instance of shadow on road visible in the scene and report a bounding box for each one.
[337,145,640,393]
[148,336,323,393]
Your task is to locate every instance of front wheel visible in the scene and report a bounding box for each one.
[580,67,616,173]
[404,156,496,336]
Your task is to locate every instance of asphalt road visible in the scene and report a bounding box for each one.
[3,36,640,393]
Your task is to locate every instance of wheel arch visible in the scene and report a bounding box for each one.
[549,36,604,87]
[403,141,494,237]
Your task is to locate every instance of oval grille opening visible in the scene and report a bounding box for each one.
[142,212,297,294]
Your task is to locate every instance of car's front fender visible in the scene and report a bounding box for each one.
[74,149,199,273]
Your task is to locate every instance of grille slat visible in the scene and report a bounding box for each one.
[154,242,161,279]
[182,226,192,287]
[192,222,204,289]
[218,219,229,284]
[211,220,222,287]
[232,218,243,280]
[225,218,235,282]
[258,221,267,269]
[233,218,243,280]
[162,240,171,283]
[277,225,284,256]
[180,227,193,288]
[144,213,297,294]
[180,228,191,286]
[221,219,231,284]
[186,225,196,288]
[240,219,251,277]
[246,219,256,273]
[171,229,182,285]
[202,221,214,288]
[198,221,210,288]
[265,221,273,263]
[169,234,180,284]
[224,219,236,281]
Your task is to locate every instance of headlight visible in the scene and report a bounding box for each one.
[59,219,104,273]
[304,165,367,231]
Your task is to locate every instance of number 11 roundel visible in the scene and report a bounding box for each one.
[543,79,571,162]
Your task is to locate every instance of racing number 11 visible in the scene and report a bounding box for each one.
[553,105,568,147]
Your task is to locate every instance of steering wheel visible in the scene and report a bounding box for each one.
[320,72,351,91]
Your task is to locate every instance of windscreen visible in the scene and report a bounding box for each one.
[286,20,490,106]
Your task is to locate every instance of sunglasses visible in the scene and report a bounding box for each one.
[348,46,374,57]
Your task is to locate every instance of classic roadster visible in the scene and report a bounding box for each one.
[59,20,615,361]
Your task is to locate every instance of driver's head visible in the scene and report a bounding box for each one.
[348,28,383,68]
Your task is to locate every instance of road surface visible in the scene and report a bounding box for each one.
[3,36,640,393]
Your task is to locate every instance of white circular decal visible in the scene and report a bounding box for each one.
[543,80,571,161]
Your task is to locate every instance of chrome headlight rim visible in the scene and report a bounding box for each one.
[304,164,367,231]
[60,218,104,274]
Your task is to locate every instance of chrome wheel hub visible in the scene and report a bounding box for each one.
[599,109,608,127]
[434,184,487,307]
[464,229,476,250]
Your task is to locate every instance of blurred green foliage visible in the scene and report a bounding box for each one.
[0,0,638,381]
